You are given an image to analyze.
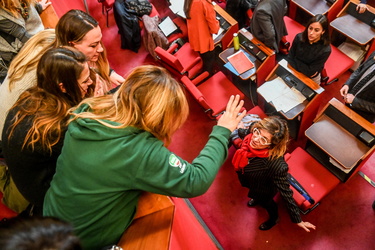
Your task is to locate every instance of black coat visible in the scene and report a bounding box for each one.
[237,156,302,223]
[114,0,141,52]
[2,106,64,211]
[344,51,375,123]
[249,0,287,52]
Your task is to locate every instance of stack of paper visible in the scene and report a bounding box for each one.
[257,77,306,113]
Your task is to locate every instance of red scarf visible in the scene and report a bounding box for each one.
[232,133,269,171]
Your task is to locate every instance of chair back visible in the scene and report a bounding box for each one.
[155,46,185,73]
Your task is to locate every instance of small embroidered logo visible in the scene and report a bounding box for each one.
[169,154,186,173]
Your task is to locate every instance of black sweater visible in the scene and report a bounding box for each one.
[1,106,65,212]
[288,33,331,77]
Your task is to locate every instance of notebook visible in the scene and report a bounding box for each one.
[227,50,254,74]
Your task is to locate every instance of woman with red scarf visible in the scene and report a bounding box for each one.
[232,116,316,232]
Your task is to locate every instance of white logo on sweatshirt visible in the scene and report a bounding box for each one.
[169,154,186,173]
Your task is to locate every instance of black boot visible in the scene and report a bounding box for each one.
[259,218,279,230]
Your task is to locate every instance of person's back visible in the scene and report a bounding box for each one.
[44,65,246,249]
[249,0,287,52]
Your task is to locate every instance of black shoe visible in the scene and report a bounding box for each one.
[259,218,279,231]
[247,199,258,207]
[372,200,375,210]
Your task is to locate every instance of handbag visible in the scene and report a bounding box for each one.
[125,0,152,17]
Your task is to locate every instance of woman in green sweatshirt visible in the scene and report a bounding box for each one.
[43,65,246,249]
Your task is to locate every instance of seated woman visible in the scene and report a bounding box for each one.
[0,0,51,82]
[43,65,246,249]
[231,116,316,232]
[288,14,331,84]
[1,47,96,216]
[54,9,125,89]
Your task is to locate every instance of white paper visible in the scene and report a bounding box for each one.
[257,76,306,113]
[257,77,290,102]
[169,0,184,18]
[213,27,224,40]
[158,16,178,37]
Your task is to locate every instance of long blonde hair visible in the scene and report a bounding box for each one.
[252,116,289,160]
[7,29,56,91]
[70,65,189,145]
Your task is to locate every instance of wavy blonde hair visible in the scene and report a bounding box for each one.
[252,116,289,160]
[70,65,189,145]
[7,29,56,91]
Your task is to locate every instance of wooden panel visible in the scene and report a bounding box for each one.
[40,5,59,29]
[118,193,175,250]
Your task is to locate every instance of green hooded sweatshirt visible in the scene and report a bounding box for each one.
[43,104,231,249]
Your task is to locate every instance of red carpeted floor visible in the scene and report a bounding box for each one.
[1,0,375,249]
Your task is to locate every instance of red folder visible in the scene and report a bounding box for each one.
[227,50,254,74]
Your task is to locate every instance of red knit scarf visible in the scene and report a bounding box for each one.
[232,133,269,171]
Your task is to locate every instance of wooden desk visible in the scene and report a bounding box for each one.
[219,29,275,82]
[330,0,375,48]
[213,2,238,50]
[258,61,324,140]
[289,0,345,22]
[305,98,375,182]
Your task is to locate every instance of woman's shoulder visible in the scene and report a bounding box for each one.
[267,156,288,169]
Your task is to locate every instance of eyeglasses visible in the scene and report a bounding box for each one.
[252,128,271,145]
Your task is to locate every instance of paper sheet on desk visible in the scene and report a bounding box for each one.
[213,28,225,40]
[169,0,185,18]
[257,77,306,113]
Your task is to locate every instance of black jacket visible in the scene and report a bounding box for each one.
[114,0,141,52]
[249,0,287,52]
[237,156,302,223]
[344,51,375,123]
[288,33,331,77]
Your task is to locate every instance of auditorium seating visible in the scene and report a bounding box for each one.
[155,42,203,80]
[285,147,341,213]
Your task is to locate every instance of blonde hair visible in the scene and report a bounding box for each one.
[252,116,289,160]
[70,65,189,145]
[7,29,56,91]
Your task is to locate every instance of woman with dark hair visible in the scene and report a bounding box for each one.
[54,9,124,89]
[44,65,246,249]
[288,14,331,84]
[184,0,219,74]
[1,47,94,215]
[232,116,316,232]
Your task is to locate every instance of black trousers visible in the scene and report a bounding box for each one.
[258,198,279,222]
[200,50,216,75]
